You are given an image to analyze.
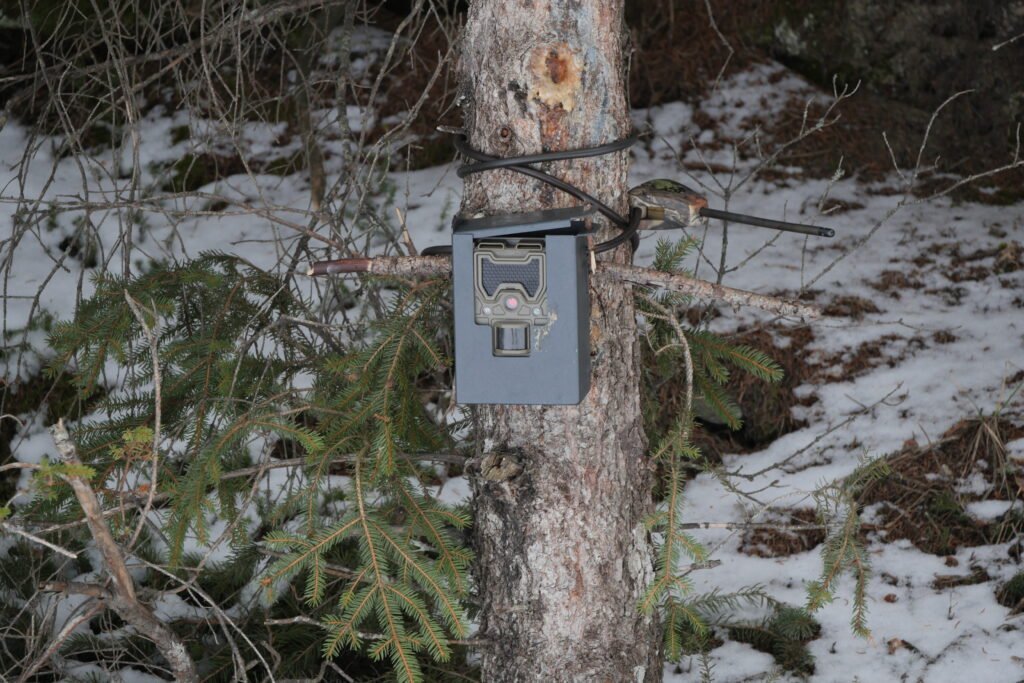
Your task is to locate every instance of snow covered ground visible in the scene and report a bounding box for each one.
[634,67,1024,683]
[2,56,1022,681]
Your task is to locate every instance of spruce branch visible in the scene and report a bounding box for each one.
[22,449,464,539]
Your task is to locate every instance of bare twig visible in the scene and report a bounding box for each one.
[0,521,78,559]
[0,461,38,473]
[122,290,162,551]
[265,615,322,627]
[701,0,734,94]
[725,385,905,481]
[911,90,974,188]
[16,600,104,683]
[993,31,1024,51]
[639,293,695,424]
[396,207,418,256]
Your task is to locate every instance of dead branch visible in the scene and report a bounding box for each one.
[678,521,825,531]
[0,461,37,473]
[138,558,275,680]
[307,254,451,278]
[307,256,820,318]
[264,616,488,648]
[40,581,111,600]
[607,262,817,318]
[49,420,198,683]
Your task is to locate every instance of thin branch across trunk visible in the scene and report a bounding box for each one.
[309,255,820,318]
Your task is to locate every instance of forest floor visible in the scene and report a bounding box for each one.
[624,65,1024,683]
[2,47,1022,683]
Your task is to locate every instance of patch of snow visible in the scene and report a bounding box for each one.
[965,499,1020,521]
[955,471,991,497]
[1007,438,1024,462]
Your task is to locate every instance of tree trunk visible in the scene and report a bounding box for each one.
[459,2,662,681]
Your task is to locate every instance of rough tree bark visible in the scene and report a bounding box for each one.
[459,2,662,681]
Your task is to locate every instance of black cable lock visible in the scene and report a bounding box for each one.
[422,133,642,256]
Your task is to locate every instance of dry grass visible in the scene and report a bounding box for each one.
[859,417,1024,556]
[870,271,925,298]
[739,508,825,558]
[820,295,882,320]
[811,334,926,383]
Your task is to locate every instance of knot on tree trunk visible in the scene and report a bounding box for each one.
[479,449,525,483]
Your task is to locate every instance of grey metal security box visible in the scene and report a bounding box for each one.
[452,206,592,405]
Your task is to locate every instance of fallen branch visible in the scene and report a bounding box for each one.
[49,420,198,683]
[308,255,820,318]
